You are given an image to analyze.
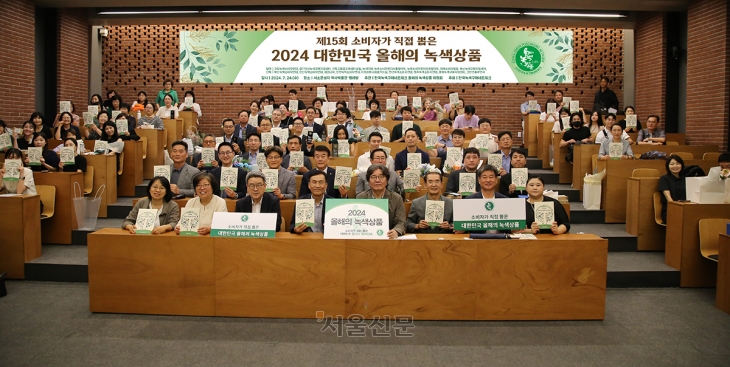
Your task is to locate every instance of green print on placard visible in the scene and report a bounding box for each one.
[479,30,573,83]
[179,31,273,83]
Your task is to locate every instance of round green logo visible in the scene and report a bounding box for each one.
[485,202,495,211]
[513,43,544,75]
[377,229,384,236]
[240,215,249,222]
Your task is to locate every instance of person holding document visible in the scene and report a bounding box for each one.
[516,176,570,235]
[290,170,331,234]
[466,165,508,199]
[406,170,454,234]
[123,177,179,235]
[355,164,407,239]
[235,171,282,232]
[174,172,228,236]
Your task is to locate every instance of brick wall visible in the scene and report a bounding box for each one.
[57,8,89,115]
[686,0,730,150]
[102,24,624,143]
[0,0,35,127]
[634,12,667,124]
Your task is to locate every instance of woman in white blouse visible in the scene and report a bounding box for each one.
[156,93,179,119]
[175,172,228,235]
[179,91,202,125]
[0,148,37,195]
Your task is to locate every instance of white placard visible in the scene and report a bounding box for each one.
[323,199,389,239]
[473,134,491,152]
[215,136,224,146]
[334,166,352,189]
[317,87,327,99]
[511,168,528,190]
[626,115,637,129]
[337,139,350,157]
[262,168,279,192]
[59,147,75,165]
[27,147,42,166]
[220,166,238,190]
[487,154,502,170]
[401,121,413,136]
[453,198,527,231]
[561,117,570,130]
[569,100,580,113]
[326,125,336,139]
[276,128,289,146]
[211,212,277,237]
[534,201,554,229]
[179,207,201,236]
[93,141,108,155]
[386,99,396,111]
[528,100,538,111]
[59,101,71,113]
[547,103,557,115]
[289,151,304,168]
[357,100,367,111]
[184,96,194,107]
[261,132,274,148]
[135,209,158,234]
[116,119,128,135]
[111,110,122,120]
[459,172,476,196]
[87,105,99,115]
[256,153,267,169]
[407,153,422,170]
[154,165,171,180]
[424,132,438,149]
[82,112,94,126]
[264,105,274,117]
[295,199,315,227]
[0,133,12,149]
[609,142,623,159]
[289,100,298,113]
[249,114,259,127]
[380,131,391,143]
[446,147,463,166]
[403,170,421,193]
[201,148,216,166]
[562,97,571,108]
[412,97,422,109]
[425,200,445,227]
[449,93,459,107]
[2,159,22,181]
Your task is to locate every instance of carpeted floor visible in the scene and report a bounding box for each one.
[1,281,729,366]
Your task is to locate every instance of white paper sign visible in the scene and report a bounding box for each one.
[27,147,42,166]
[386,99,396,111]
[179,207,200,236]
[357,100,366,111]
[262,168,278,192]
[87,105,99,116]
[323,199,389,239]
[487,154,502,170]
[261,132,274,148]
[289,151,304,168]
[83,112,94,126]
[424,132,438,149]
[249,114,259,127]
[0,133,12,149]
[154,165,171,180]
[337,139,350,157]
[317,87,327,99]
[93,141,108,155]
[562,97,572,108]
[334,166,352,189]
[528,100,538,111]
[135,209,157,234]
[276,128,289,146]
[116,119,128,135]
[60,147,75,165]
[401,121,413,136]
[2,159,22,181]
[326,125,336,139]
[403,170,421,193]
[474,134,491,152]
[295,199,315,227]
[449,93,459,107]
[609,142,623,159]
[453,198,527,231]
[211,212,277,237]
[220,166,238,190]
[626,115,637,129]
[425,200,445,226]
[569,100,580,113]
[59,101,71,113]
[201,148,215,166]
[511,168,528,190]
[446,147,463,166]
[412,97,422,109]
[407,153,422,170]
[397,96,407,107]
[184,96,193,107]
[561,117,570,130]
[534,201,554,229]
[547,103,557,115]
[111,110,122,120]
[459,172,476,195]
[264,105,274,117]
[289,100,298,113]
[256,153,268,169]
[380,131,391,143]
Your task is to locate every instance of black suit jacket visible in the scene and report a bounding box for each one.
[210,166,248,199]
[234,193,282,232]
[299,167,342,199]
[289,193,331,233]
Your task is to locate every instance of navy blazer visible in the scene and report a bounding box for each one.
[299,167,343,199]
[289,193,331,233]
[234,193,282,232]
[210,166,248,199]
[234,123,258,141]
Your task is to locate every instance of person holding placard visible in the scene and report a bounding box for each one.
[100,121,124,155]
[394,129,430,175]
[156,93,179,119]
[559,113,592,164]
[356,148,403,197]
[175,173,227,236]
[598,124,634,161]
[105,95,122,122]
[29,112,53,140]
[596,113,632,144]
[432,118,454,153]
[390,107,422,142]
[26,133,59,172]
[445,94,464,120]
[16,121,35,150]
[513,175,570,234]
[445,147,481,196]
[210,142,248,200]
[553,90,566,111]
[234,110,258,146]
[282,135,313,174]
[330,107,362,140]
[0,120,18,153]
[235,171,282,232]
[123,177,179,234]
[0,148,36,195]
[192,134,221,172]
[117,104,139,139]
[137,103,165,130]
[356,132,395,172]
[264,146,296,200]
[169,140,200,197]
[54,101,81,128]
[636,115,666,145]
[257,117,281,148]
[551,109,571,134]
[355,164,407,239]
[330,125,358,158]
[407,170,454,234]
[220,118,240,148]
[291,170,331,234]
[540,98,559,123]
[288,89,307,112]
[155,79,179,108]
[415,98,437,121]
[85,111,107,140]
[359,111,390,143]
[58,138,87,173]
[300,145,346,198]
[520,91,542,116]
[657,154,686,224]
[453,105,479,130]
[364,88,377,106]
[467,118,499,158]
[54,112,81,142]
[499,148,529,198]
[303,107,326,142]
[431,128,466,172]
[466,165,508,200]
[617,106,642,133]
[180,91,202,120]
[593,76,620,114]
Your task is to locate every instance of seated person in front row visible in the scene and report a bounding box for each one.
[499,148,528,198]
[390,107,422,142]
[466,165,508,199]
[264,146,297,200]
[175,172,228,236]
[598,124,635,160]
[355,164,407,239]
[658,154,686,224]
[58,138,87,173]
[394,128,430,175]
[300,145,347,198]
[356,148,404,197]
[0,148,36,195]
[169,140,200,198]
[191,134,221,172]
[407,170,454,234]
[513,175,570,235]
[235,171,282,232]
[291,170,331,234]
[282,135,313,174]
[123,177,179,234]
[636,115,666,145]
[445,147,481,197]
[210,142,248,199]
[357,132,395,172]
[595,113,632,144]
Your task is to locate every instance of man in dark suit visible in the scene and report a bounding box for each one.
[191,134,221,172]
[233,109,258,146]
[235,171,282,232]
[290,170,331,233]
[499,148,528,198]
[299,145,348,198]
[445,147,481,197]
[169,140,200,198]
[210,142,248,200]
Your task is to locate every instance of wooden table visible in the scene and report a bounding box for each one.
[162,118,184,154]
[85,155,118,218]
[88,230,607,320]
[178,110,197,138]
[136,129,165,179]
[118,141,144,197]
[596,159,717,223]
[574,144,717,200]
[525,114,540,157]
[34,172,83,244]
[537,121,553,168]
[0,195,41,278]
[717,234,730,314]
[626,177,664,250]
[552,132,572,183]
[665,202,730,287]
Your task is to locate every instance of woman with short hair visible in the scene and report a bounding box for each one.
[175,173,228,235]
[123,177,179,234]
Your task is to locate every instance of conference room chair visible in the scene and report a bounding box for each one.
[699,218,729,262]
[36,185,56,220]
[84,166,94,195]
[631,168,661,178]
[671,152,694,160]
[653,192,665,227]
[703,152,721,161]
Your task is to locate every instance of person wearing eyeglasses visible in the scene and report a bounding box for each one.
[191,134,221,172]
[235,171,282,232]
[210,142,249,200]
[175,172,227,236]
[290,170,331,234]
[355,164,407,239]
[264,146,296,200]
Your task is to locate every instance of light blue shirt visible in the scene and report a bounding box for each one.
[500,150,511,173]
